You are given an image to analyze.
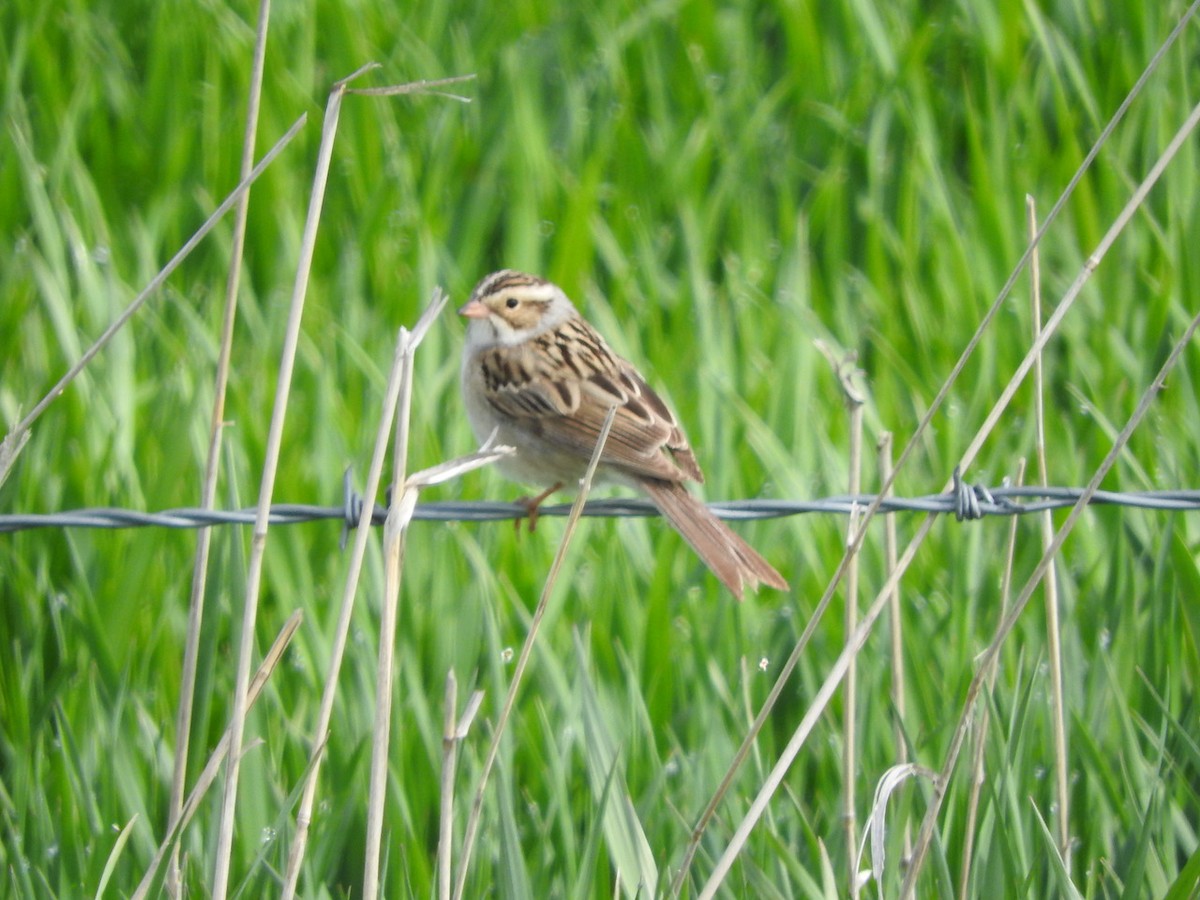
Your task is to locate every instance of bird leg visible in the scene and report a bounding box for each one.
[515,482,562,533]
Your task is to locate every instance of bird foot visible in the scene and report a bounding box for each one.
[514,482,563,533]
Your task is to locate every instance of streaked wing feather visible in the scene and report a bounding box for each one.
[479,317,702,483]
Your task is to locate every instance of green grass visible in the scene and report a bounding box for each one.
[3,0,1200,896]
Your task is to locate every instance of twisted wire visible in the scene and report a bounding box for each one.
[3,482,1199,534]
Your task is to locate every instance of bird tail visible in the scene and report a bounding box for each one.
[639,479,789,601]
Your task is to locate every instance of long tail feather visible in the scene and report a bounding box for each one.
[639,479,789,600]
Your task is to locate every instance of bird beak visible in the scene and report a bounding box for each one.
[457,299,490,319]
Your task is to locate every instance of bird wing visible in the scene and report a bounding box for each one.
[478,317,704,484]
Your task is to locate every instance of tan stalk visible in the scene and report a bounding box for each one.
[816,344,867,896]
[281,290,506,897]
[436,674,483,900]
[132,612,303,898]
[958,457,1025,900]
[878,432,911,870]
[688,83,1200,900]
[1028,195,1071,869]
[439,673,459,900]
[210,63,379,900]
[362,289,453,897]
[168,3,272,896]
[0,115,304,486]
[666,12,1192,887]
[901,305,1200,895]
[452,406,620,900]
[845,412,863,896]
[280,321,411,900]
[277,74,474,898]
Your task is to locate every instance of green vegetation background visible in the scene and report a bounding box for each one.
[2,0,1199,896]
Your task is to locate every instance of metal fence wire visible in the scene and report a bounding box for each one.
[3,469,1198,535]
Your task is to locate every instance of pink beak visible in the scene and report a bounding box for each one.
[457,299,490,319]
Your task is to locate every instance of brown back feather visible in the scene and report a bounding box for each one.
[479,316,703,484]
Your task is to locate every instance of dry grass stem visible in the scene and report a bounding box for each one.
[349,73,477,103]
[830,350,866,897]
[1028,196,1071,868]
[684,83,1200,898]
[362,290,452,899]
[133,612,303,899]
[696,517,933,899]
[901,303,1200,895]
[436,673,483,900]
[211,66,370,900]
[0,426,30,489]
[168,4,272,895]
[281,294,432,898]
[857,763,936,890]
[2,115,305,451]
[956,97,1200,474]
[668,63,1153,880]
[453,405,619,900]
[877,432,911,867]
[362,389,412,900]
[438,672,459,900]
[958,457,1026,900]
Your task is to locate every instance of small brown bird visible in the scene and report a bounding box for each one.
[457,269,789,600]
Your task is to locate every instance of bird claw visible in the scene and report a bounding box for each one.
[513,482,563,533]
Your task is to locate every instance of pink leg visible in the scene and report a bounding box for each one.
[515,482,563,533]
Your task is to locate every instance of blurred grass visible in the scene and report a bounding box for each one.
[2,0,1200,896]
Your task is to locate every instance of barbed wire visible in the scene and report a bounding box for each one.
[3,476,1199,535]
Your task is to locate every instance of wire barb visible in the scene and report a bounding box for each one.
[952,467,1000,521]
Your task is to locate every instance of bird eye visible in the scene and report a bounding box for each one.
[505,297,519,309]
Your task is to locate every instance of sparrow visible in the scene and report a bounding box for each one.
[457,269,789,600]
